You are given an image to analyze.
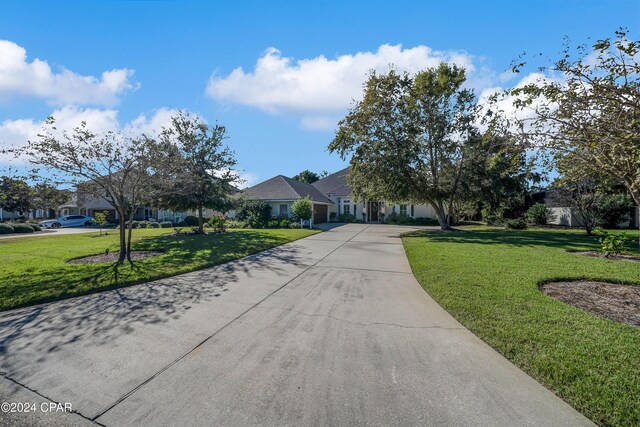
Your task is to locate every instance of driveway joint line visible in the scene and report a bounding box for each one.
[311,265,413,275]
[92,224,373,422]
[253,306,464,330]
[1,371,105,426]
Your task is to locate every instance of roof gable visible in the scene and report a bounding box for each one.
[312,167,352,196]
[242,175,334,204]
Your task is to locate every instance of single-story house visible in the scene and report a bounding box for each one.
[236,175,335,223]
[238,169,438,224]
[531,189,639,228]
[311,168,437,222]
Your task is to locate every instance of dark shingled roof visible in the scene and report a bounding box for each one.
[312,167,352,197]
[242,175,334,204]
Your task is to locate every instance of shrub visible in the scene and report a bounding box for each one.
[28,223,42,232]
[414,217,439,226]
[0,224,14,234]
[505,219,527,230]
[267,220,279,229]
[526,203,551,225]
[226,219,246,229]
[12,224,34,233]
[184,215,199,226]
[594,228,629,256]
[148,222,160,228]
[280,219,291,228]
[600,193,635,228]
[385,212,415,225]
[329,212,337,222]
[336,213,356,223]
[208,216,227,231]
[291,197,313,222]
[482,206,504,226]
[235,200,272,228]
[176,221,187,227]
[137,221,150,229]
[288,221,301,228]
[160,221,173,228]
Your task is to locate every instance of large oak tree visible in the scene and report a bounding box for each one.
[329,63,480,229]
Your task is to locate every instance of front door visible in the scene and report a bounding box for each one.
[368,201,379,222]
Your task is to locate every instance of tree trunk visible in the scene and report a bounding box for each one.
[431,202,451,230]
[628,186,640,251]
[118,215,126,263]
[126,212,135,262]
[198,205,204,234]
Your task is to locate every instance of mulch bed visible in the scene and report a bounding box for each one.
[575,251,640,262]
[541,281,640,327]
[67,251,162,264]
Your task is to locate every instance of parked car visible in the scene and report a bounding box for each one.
[39,215,93,229]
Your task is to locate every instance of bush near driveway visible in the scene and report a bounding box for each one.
[0,227,319,311]
[0,224,14,234]
[402,227,640,426]
[11,224,34,233]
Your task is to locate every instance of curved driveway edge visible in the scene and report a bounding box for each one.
[0,224,593,426]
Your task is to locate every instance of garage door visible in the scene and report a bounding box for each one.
[313,204,328,224]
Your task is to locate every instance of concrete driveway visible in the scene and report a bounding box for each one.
[0,227,106,239]
[0,224,592,426]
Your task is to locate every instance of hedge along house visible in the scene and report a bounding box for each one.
[238,175,334,223]
[311,167,437,223]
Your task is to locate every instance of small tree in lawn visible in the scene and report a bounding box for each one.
[93,210,108,236]
[156,112,239,234]
[292,197,313,228]
[23,118,160,263]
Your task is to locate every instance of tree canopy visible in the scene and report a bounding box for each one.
[155,112,239,233]
[329,63,490,229]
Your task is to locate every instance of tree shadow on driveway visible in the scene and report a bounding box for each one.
[0,239,307,361]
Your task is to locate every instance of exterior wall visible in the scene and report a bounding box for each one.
[0,209,25,221]
[547,207,584,227]
[383,203,435,219]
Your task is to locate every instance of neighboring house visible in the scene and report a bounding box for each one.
[57,188,195,223]
[531,189,639,228]
[311,168,436,222]
[237,175,334,223]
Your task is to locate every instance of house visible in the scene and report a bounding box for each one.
[237,175,334,223]
[238,169,438,224]
[531,189,639,228]
[311,167,436,222]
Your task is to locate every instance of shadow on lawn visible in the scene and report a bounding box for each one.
[403,228,613,252]
[0,230,308,362]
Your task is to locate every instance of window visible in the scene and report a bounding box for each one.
[343,200,350,215]
[279,204,288,216]
[411,204,414,217]
[353,205,357,217]
[399,204,407,215]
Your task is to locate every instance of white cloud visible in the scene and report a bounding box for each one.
[0,107,173,164]
[236,171,258,189]
[0,40,138,106]
[206,44,479,130]
[124,107,180,136]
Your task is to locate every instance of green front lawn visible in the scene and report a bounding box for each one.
[403,227,640,427]
[0,228,318,311]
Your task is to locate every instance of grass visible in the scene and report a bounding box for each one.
[0,227,318,311]
[402,226,640,427]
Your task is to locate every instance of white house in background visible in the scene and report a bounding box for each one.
[311,168,436,222]
[237,169,437,224]
[531,189,639,228]
[236,175,335,223]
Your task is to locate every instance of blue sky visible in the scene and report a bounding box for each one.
[0,0,637,186]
